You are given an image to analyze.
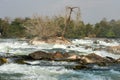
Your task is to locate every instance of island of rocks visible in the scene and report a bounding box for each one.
[0,51,120,70]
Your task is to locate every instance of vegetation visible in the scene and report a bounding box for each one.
[0,13,120,39]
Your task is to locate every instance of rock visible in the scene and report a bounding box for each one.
[105,56,116,62]
[53,51,64,60]
[0,58,8,65]
[75,45,79,47]
[81,53,107,64]
[106,46,120,54]
[29,51,53,60]
[65,64,91,70]
[117,58,120,63]
[67,55,77,60]
[85,46,92,49]
[93,40,99,44]
[30,37,71,45]
[104,39,112,43]
[63,53,70,58]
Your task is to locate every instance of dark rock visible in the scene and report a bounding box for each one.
[105,56,116,63]
[93,40,99,44]
[29,51,53,60]
[68,64,90,70]
[75,45,79,47]
[67,46,71,48]
[85,46,92,49]
[0,58,7,65]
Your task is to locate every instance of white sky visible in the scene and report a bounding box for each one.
[0,0,120,23]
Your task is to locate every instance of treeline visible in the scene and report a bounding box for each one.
[0,17,120,39]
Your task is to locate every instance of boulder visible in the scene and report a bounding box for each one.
[81,53,107,64]
[106,46,120,54]
[29,51,53,60]
[0,58,8,65]
[117,58,120,63]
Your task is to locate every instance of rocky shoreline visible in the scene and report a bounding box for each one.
[0,51,120,70]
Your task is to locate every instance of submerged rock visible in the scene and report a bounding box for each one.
[70,65,90,70]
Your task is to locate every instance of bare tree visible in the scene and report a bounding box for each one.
[62,6,81,39]
[24,15,61,39]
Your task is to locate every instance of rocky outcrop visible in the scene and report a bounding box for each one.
[106,45,120,54]
[0,51,119,70]
[29,51,53,60]
[81,53,107,64]
[29,37,72,45]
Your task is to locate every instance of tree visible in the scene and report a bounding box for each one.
[62,6,81,39]
[7,18,26,37]
[0,18,10,37]
[24,15,61,39]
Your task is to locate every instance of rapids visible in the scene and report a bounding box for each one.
[0,38,120,80]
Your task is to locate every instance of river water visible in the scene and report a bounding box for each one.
[0,38,120,80]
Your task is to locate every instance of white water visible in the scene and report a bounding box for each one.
[0,38,120,80]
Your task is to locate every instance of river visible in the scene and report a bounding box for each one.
[0,38,120,80]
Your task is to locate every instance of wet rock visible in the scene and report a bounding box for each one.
[105,56,116,62]
[29,51,53,60]
[75,45,79,47]
[85,46,92,49]
[15,59,26,64]
[67,46,71,48]
[53,51,64,60]
[117,58,120,63]
[106,46,120,54]
[0,58,8,65]
[63,53,70,58]
[81,53,107,64]
[93,40,99,44]
[67,64,90,70]
[104,39,112,43]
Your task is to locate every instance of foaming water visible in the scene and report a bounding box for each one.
[0,63,120,80]
[0,38,120,80]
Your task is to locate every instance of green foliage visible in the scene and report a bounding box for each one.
[105,29,115,38]
[0,18,26,38]
[0,16,120,38]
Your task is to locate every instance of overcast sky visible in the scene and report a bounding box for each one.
[0,0,120,23]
